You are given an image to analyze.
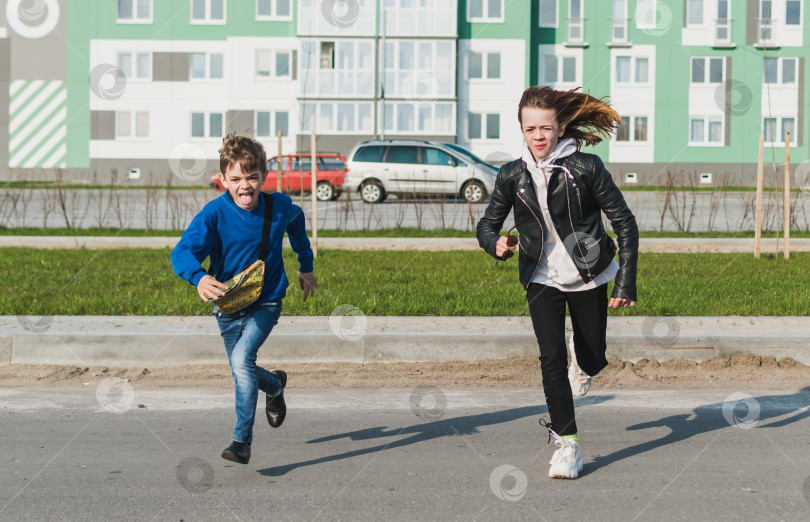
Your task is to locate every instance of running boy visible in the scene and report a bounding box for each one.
[171,134,317,464]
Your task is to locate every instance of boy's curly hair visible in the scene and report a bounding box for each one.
[219,133,267,175]
[518,86,621,148]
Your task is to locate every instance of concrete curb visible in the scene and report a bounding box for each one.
[2,236,810,252]
[2,316,809,367]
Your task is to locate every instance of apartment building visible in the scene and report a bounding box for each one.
[0,0,806,185]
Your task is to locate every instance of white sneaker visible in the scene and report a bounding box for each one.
[567,335,592,397]
[547,432,583,479]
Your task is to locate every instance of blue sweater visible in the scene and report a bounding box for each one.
[171,192,314,304]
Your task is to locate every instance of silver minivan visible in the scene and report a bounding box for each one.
[346,140,498,203]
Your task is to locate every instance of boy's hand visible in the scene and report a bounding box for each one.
[197,275,229,301]
[298,271,318,303]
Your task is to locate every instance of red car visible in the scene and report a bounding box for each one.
[211,153,347,201]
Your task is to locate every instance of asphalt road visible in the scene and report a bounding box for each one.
[1,388,809,521]
[1,188,807,232]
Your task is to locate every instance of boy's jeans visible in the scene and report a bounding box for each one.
[214,300,283,443]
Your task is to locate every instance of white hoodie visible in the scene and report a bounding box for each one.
[522,139,619,291]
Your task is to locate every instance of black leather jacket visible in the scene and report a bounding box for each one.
[476,151,638,301]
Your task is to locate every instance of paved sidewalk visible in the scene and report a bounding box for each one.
[2,236,808,252]
[3,316,809,367]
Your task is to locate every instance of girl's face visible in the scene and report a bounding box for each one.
[520,107,565,162]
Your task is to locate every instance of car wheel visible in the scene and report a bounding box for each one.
[462,180,486,203]
[316,181,335,202]
[361,180,385,204]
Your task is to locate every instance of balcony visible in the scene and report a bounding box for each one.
[564,17,587,47]
[712,17,734,47]
[607,17,630,47]
[755,18,778,48]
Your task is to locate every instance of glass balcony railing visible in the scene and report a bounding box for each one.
[567,17,584,44]
[757,17,775,46]
[714,18,731,45]
[610,17,628,44]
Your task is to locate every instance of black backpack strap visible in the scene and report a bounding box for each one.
[258,192,274,260]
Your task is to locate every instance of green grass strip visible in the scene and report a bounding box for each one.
[2,226,810,239]
[2,249,808,317]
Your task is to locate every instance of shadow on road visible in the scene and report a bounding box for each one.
[587,386,810,475]
[257,396,611,477]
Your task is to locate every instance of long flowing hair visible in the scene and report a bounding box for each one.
[517,86,621,148]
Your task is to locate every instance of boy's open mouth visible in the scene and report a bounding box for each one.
[239,190,254,206]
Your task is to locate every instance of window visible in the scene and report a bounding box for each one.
[381,102,453,134]
[615,56,648,84]
[764,57,797,84]
[689,116,723,145]
[117,52,151,80]
[117,0,151,22]
[256,111,288,137]
[353,146,386,163]
[783,59,796,83]
[691,57,724,84]
[191,0,226,23]
[267,157,290,171]
[256,50,292,79]
[382,40,454,99]
[191,112,223,138]
[616,116,648,142]
[116,111,149,138]
[302,40,374,97]
[320,42,335,69]
[541,55,577,84]
[468,112,500,140]
[276,112,288,137]
[469,0,503,22]
[423,148,455,166]
[469,52,501,80]
[190,53,224,80]
[538,0,557,27]
[386,146,419,164]
[786,0,801,25]
[611,0,627,41]
[300,102,374,133]
[256,0,291,19]
[687,0,703,25]
[764,117,797,144]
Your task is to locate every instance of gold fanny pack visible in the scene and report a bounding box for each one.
[207,193,274,315]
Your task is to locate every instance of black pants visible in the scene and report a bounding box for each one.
[527,282,609,436]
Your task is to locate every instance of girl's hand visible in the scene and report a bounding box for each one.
[495,235,518,259]
[609,298,636,309]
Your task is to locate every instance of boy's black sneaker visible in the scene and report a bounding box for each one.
[266,370,287,428]
[221,441,251,464]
